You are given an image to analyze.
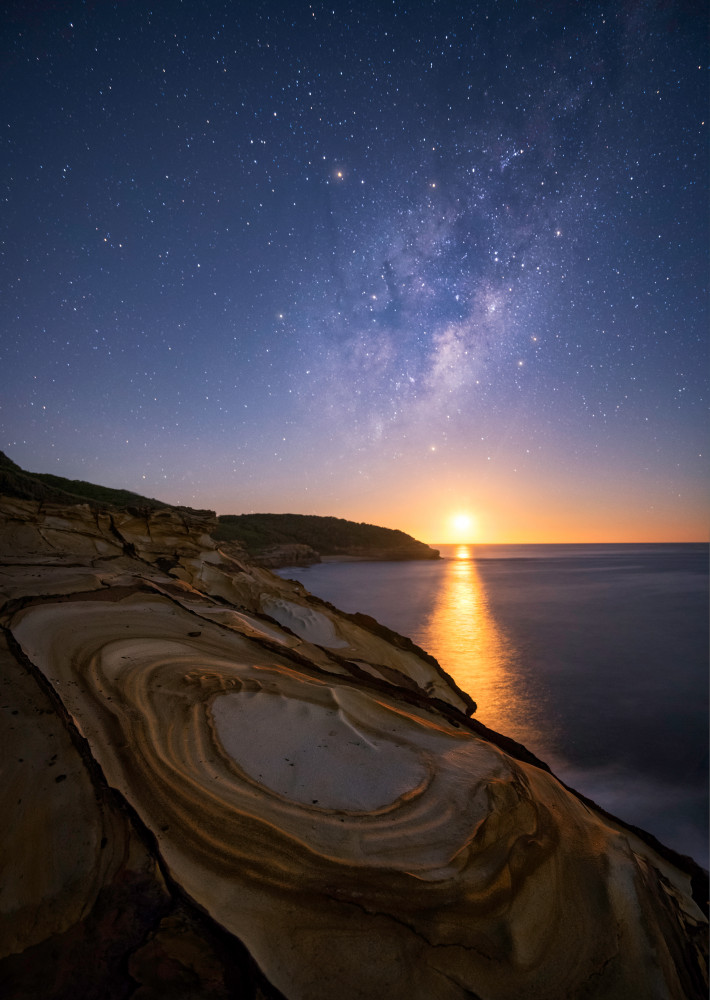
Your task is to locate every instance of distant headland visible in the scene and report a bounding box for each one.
[214,513,439,566]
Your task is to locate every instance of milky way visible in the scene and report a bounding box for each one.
[1,1,706,539]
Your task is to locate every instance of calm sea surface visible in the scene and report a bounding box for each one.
[276,543,709,866]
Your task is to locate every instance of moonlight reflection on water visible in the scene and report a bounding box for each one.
[418,545,551,750]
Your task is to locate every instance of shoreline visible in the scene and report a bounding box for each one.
[318,552,441,563]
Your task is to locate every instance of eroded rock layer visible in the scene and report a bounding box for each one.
[0,497,707,999]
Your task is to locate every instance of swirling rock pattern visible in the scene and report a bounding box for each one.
[0,498,707,999]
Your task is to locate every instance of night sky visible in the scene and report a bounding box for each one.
[2,1,707,542]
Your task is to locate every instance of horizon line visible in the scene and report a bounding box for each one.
[426,539,709,546]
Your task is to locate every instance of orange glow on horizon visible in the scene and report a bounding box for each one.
[377,485,709,546]
[209,465,709,546]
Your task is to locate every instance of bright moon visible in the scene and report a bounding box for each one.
[451,513,474,539]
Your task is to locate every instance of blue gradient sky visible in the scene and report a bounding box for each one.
[1,1,707,542]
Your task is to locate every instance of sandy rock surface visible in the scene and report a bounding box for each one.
[0,497,707,999]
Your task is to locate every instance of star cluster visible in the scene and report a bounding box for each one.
[1,1,706,539]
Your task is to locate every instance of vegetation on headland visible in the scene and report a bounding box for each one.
[0,451,169,510]
[0,452,439,562]
[214,513,439,560]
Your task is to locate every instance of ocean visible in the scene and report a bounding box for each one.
[276,543,709,867]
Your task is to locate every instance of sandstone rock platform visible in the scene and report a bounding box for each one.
[0,497,707,999]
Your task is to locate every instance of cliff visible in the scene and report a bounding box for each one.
[0,494,707,999]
